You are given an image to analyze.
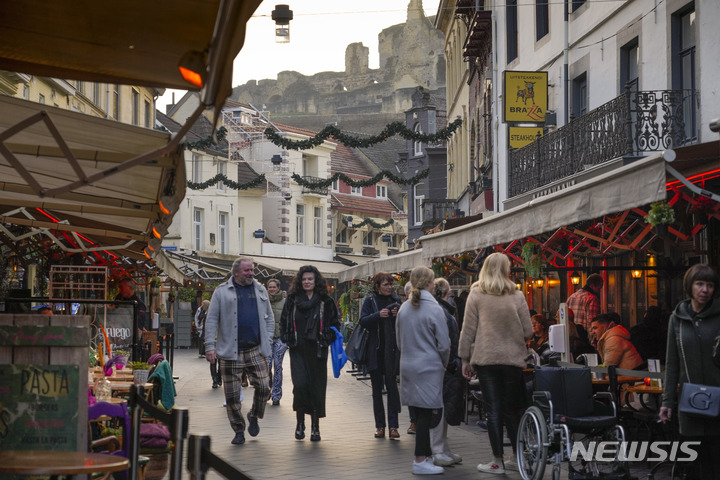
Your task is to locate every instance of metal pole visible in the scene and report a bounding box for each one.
[169,407,189,480]
[187,434,211,480]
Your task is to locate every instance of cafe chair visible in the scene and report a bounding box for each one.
[516,365,630,480]
[148,359,176,410]
[88,401,148,480]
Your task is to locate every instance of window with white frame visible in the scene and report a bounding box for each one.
[218,212,228,254]
[132,89,139,125]
[376,184,387,198]
[192,154,202,183]
[331,179,339,192]
[336,228,348,244]
[413,123,423,156]
[313,207,322,246]
[23,85,29,100]
[350,185,362,195]
[144,100,150,128]
[38,94,45,104]
[193,208,203,250]
[413,182,424,225]
[362,231,373,246]
[217,160,227,192]
[238,217,243,253]
[296,204,305,244]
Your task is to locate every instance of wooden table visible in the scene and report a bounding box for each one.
[627,384,664,411]
[0,450,128,476]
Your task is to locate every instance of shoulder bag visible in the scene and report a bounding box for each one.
[677,321,720,417]
[345,324,369,365]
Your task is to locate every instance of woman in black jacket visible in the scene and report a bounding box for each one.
[280,265,340,442]
[359,271,402,439]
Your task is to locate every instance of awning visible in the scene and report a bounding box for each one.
[419,154,667,260]
[338,249,428,282]
[0,0,262,126]
[253,256,350,279]
[0,95,184,277]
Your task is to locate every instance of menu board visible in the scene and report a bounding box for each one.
[0,364,80,450]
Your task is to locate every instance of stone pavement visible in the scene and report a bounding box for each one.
[169,349,650,480]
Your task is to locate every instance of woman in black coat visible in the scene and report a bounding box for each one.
[280,265,340,442]
[359,271,402,439]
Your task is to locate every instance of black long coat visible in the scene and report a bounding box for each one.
[359,293,402,375]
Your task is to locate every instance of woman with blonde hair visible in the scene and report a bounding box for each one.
[396,266,450,475]
[459,252,532,474]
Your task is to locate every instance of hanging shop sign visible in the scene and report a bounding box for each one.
[503,71,548,123]
[509,126,544,149]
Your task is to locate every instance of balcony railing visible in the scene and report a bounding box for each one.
[508,89,698,198]
[300,176,329,196]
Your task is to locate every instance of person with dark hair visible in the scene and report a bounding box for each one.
[115,277,149,333]
[660,264,720,478]
[459,253,532,474]
[396,266,450,475]
[589,313,643,370]
[526,314,550,352]
[566,273,604,334]
[204,257,274,445]
[266,279,287,405]
[359,271,402,440]
[280,265,340,442]
[630,306,667,362]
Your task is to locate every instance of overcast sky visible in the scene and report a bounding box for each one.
[158,0,442,110]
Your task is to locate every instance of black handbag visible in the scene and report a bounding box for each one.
[678,322,720,417]
[345,325,369,365]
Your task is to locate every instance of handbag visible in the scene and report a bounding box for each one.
[345,324,369,365]
[329,326,347,378]
[678,321,720,417]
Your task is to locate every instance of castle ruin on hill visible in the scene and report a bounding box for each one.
[229,0,446,134]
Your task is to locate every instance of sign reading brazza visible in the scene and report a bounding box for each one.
[503,71,548,123]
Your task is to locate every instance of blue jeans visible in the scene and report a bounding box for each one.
[268,338,288,401]
[475,365,526,457]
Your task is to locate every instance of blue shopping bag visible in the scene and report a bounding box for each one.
[330,326,347,378]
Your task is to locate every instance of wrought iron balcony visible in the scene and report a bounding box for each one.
[300,176,329,196]
[508,88,698,198]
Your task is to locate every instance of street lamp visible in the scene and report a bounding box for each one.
[272,5,293,43]
[570,271,581,285]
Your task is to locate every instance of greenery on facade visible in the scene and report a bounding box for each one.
[264,118,463,151]
[185,126,228,150]
[645,201,676,226]
[339,282,374,324]
[293,168,429,189]
[187,173,266,191]
[341,217,394,229]
[521,242,542,279]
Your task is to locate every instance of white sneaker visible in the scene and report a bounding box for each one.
[447,452,462,464]
[413,458,444,475]
[477,461,505,474]
[432,453,455,467]
[504,457,519,471]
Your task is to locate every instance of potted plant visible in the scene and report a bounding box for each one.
[177,286,195,310]
[521,242,542,279]
[129,361,152,385]
[150,277,162,295]
[645,201,675,237]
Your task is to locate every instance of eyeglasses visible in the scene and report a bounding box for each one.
[381,283,392,287]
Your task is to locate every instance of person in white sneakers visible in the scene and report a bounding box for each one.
[396,266,450,475]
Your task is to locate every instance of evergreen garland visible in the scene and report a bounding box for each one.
[292,169,429,189]
[264,118,463,151]
[187,173,266,191]
[342,217,394,229]
[185,126,228,150]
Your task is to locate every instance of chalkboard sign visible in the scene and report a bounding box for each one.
[0,364,80,451]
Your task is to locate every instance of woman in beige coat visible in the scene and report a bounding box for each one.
[459,252,532,475]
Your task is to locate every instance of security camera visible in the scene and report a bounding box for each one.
[710,118,720,133]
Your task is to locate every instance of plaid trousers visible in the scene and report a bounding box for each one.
[219,346,270,433]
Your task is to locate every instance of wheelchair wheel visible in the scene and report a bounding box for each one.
[569,428,628,479]
[517,406,548,480]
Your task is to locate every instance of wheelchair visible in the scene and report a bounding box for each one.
[517,365,630,480]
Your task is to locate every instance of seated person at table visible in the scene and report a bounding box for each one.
[630,306,667,363]
[589,314,643,370]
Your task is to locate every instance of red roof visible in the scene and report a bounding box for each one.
[330,142,373,177]
[331,193,398,215]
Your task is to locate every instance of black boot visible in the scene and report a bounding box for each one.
[295,411,305,440]
[310,414,320,442]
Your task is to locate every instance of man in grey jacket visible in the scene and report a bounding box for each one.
[205,257,274,445]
